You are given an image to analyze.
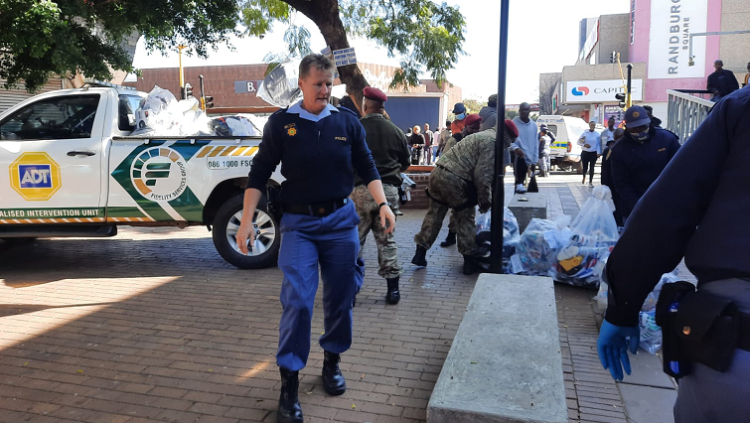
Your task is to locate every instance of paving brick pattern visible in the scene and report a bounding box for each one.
[0,176,629,423]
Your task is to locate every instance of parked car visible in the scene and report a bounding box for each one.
[0,86,283,269]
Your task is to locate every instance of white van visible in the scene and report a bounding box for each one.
[536,115,592,173]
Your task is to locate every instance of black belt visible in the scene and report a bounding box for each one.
[283,198,349,217]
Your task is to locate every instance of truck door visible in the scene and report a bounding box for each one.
[0,94,106,223]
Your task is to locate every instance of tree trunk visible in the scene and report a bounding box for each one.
[283,0,369,115]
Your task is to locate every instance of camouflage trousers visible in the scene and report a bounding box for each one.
[351,184,401,279]
[413,168,478,256]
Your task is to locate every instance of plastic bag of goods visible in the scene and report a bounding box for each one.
[509,215,572,276]
[130,86,212,136]
[257,61,303,108]
[641,270,681,311]
[475,208,520,273]
[209,116,260,136]
[639,309,662,354]
[553,186,619,288]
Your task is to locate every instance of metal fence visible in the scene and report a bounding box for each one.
[666,89,715,143]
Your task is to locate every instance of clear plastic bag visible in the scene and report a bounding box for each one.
[475,208,520,260]
[639,309,662,354]
[131,86,212,136]
[209,115,260,136]
[553,186,619,288]
[641,270,681,311]
[256,61,303,108]
[510,215,572,275]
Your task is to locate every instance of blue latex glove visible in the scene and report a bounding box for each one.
[597,320,640,381]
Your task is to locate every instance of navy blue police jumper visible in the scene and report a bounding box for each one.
[609,126,680,220]
[247,101,380,371]
[605,88,750,422]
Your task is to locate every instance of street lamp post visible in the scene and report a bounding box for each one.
[490,0,510,273]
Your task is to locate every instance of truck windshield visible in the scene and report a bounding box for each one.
[0,94,100,141]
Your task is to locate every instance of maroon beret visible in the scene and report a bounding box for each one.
[504,119,519,138]
[363,86,387,102]
[464,114,482,126]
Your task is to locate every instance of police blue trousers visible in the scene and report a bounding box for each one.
[673,278,750,422]
[276,201,363,371]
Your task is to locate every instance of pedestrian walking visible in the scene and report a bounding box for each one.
[479,94,498,131]
[354,87,410,304]
[510,102,539,194]
[235,54,396,423]
[578,121,602,187]
[412,121,518,275]
[597,86,750,423]
[432,125,441,162]
[707,59,740,101]
[422,123,434,165]
[601,116,617,144]
[610,105,680,222]
[538,129,551,177]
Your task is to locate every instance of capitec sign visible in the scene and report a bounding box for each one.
[565,79,644,103]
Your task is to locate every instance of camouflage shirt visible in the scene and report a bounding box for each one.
[436,128,512,207]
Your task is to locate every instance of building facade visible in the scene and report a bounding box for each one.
[542,0,750,126]
[125,62,462,133]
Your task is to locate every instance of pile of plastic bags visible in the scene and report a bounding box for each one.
[130,86,260,137]
[509,215,572,276]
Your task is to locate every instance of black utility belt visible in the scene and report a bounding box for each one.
[282,198,349,217]
[656,281,750,378]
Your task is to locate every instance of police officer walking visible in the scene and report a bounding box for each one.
[236,54,396,423]
[412,121,518,275]
[609,105,680,221]
[597,87,750,423]
[352,87,410,304]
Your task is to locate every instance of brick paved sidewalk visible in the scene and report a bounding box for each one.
[0,177,630,423]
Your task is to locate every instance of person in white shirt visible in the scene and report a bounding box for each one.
[600,116,617,146]
[578,121,602,187]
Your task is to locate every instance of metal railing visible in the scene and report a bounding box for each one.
[667,89,715,143]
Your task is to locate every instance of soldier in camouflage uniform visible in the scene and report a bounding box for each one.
[412,120,519,274]
[437,114,483,248]
[353,87,411,304]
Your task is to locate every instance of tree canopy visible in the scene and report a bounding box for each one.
[1,0,239,91]
[3,0,466,109]
[242,0,466,110]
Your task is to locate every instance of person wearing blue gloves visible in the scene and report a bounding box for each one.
[598,88,750,422]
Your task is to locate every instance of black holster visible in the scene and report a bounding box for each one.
[266,185,284,222]
[656,281,740,378]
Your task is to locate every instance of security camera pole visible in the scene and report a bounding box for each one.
[490,0,510,273]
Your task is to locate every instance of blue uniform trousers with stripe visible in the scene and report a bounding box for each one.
[276,201,364,371]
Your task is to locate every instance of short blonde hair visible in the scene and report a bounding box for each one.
[299,54,336,79]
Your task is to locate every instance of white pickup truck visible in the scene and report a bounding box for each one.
[0,85,282,269]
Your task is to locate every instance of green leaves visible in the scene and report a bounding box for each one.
[1,0,240,92]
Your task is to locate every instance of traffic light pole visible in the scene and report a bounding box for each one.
[626,64,633,108]
[178,45,187,99]
[199,74,206,111]
[490,0,510,274]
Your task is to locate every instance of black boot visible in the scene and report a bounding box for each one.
[440,231,457,247]
[411,245,427,267]
[278,368,303,423]
[386,277,400,304]
[462,255,477,275]
[322,351,346,396]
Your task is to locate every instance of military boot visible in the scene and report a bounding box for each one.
[411,245,428,267]
[462,255,477,275]
[322,351,346,396]
[277,368,303,423]
[440,231,457,247]
[386,277,400,304]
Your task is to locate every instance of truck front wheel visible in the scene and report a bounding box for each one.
[212,194,280,269]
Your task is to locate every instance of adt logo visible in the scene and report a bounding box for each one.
[10,152,61,201]
[19,165,52,188]
[571,86,590,96]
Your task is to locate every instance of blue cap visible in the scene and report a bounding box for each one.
[452,103,466,114]
[624,105,651,128]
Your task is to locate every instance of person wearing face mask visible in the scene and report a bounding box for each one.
[609,105,680,222]
[451,103,467,135]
